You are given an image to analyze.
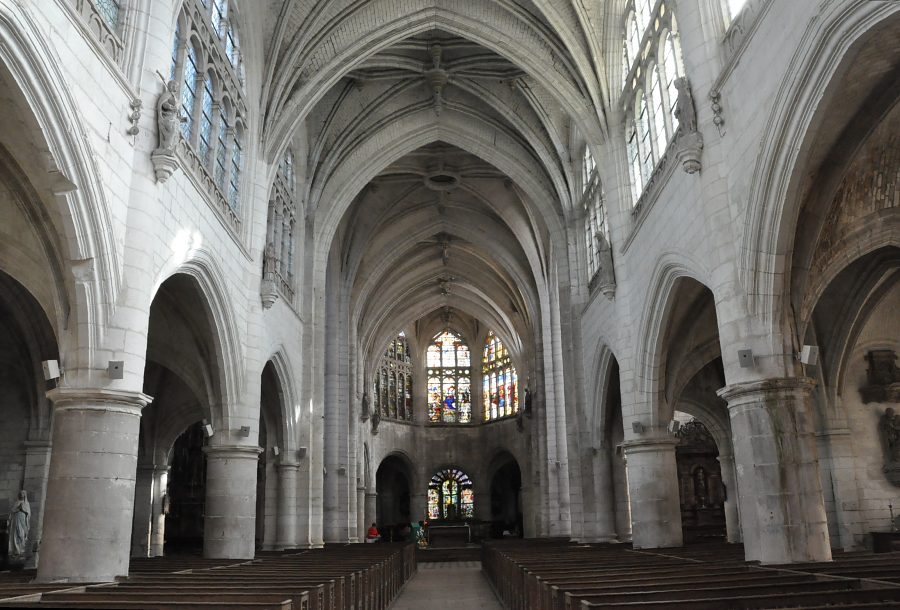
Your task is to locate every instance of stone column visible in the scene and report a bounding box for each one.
[131,465,155,557]
[718,377,831,563]
[588,446,618,542]
[149,465,170,557]
[716,453,742,543]
[37,388,151,583]
[276,461,300,549]
[203,445,263,559]
[365,491,378,528]
[623,438,682,549]
[356,485,366,541]
[22,440,52,569]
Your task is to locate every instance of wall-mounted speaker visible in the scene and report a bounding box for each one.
[42,360,60,381]
[107,360,124,379]
[800,345,819,366]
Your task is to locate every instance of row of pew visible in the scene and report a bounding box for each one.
[483,540,900,609]
[0,543,415,610]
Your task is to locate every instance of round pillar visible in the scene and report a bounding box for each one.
[149,465,170,556]
[131,465,155,557]
[589,446,618,542]
[623,437,682,549]
[37,388,150,583]
[716,453,742,543]
[203,445,263,559]
[718,377,831,563]
[276,461,300,549]
[365,491,378,528]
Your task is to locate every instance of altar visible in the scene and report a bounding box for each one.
[428,524,471,547]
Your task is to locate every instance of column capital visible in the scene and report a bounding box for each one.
[717,376,815,403]
[620,436,679,454]
[46,387,153,415]
[202,445,263,460]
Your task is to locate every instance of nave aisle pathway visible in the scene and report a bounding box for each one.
[390,561,503,609]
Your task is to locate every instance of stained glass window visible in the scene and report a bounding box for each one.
[212,0,228,37]
[637,93,653,181]
[427,331,471,423]
[215,109,229,189]
[662,33,680,132]
[181,45,198,140]
[582,146,595,193]
[649,66,668,158]
[374,334,413,421]
[427,468,474,521]
[482,332,518,421]
[199,73,214,165]
[95,0,120,32]
[229,130,242,210]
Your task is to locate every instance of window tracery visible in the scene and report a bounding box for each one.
[582,146,596,194]
[263,148,299,303]
[427,468,474,521]
[170,0,246,228]
[70,0,125,65]
[427,331,472,423]
[373,334,413,421]
[621,0,684,206]
[583,182,609,281]
[482,332,518,421]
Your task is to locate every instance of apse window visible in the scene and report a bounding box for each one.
[427,468,474,521]
[427,331,472,423]
[482,332,519,421]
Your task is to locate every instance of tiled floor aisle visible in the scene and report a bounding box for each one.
[390,561,504,609]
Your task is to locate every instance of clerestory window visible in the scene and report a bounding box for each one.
[374,334,413,421]
[170,0,246,224]
[482,332,518,421]
[621,0,684,206]
[263,148,299,302]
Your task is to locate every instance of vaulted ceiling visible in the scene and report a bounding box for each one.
[256,0,612,364]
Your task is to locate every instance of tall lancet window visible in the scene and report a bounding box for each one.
[427,468,474,521]
[427,331,471,423]
[482,332,518,421]
[373,334,413,421]
[169,0,247,224]
[263,148,298,303]
[620,0,685,206]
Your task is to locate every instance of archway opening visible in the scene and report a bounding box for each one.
[164,421,206,554]
[674,414,727,542]
[427,467,474,523]
[489,454,522,538]
[376,455,412,539]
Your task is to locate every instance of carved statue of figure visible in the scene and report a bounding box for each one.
[370,409,380,434]
[7,491,30,559]
[156,80,182,152]
[880,408,900,463]
[674,77,698,133]
[361,392,370,421]
[523,387,533,415]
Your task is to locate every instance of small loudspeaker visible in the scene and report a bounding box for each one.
[738,349,754,368]
[668,420,681,434]
[202,419,214,438]
[337,466,347,475]
[632,421,644,434]
[800,345,819,366]
[298,447,308,459]
[272,446,280,456]
[107,360,124,379]
[42,360,60,380]
[238,426,251,437]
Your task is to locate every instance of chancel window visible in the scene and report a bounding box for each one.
[427,468,474,521]
[482,332,518,421]
[621,0,684,206]
[263,148,298,302]
[427,331,471,423]
[374,334,413,421]
[170,0,246,221]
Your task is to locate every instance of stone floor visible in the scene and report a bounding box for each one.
[390,561,503,609]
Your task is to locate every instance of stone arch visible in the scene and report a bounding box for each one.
[741,1,900,336]
[0,4,121,358]
[262,349,299,453]
[633,254,712,426]
[152,250,243,426]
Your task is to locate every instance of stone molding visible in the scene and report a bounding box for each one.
[202,445,263,460]
[276,461,301,471]
[620,437,679,454]
[45,387,153,415]
[717,376,816,405]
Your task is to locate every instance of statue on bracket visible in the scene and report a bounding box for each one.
[879,407,900,486]
[6,490,30,565]
[361,391,370,421]
[151,75,184,183]
[370,409,380,435]
[673,77,703,174]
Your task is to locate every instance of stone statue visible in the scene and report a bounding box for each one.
[370,409,380,435]
[523,387,533,416]
[880,407,900,463]
[7,491,30,560]
[156,80,182,152]
[674,77,697,133]
[361,392,370,421]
